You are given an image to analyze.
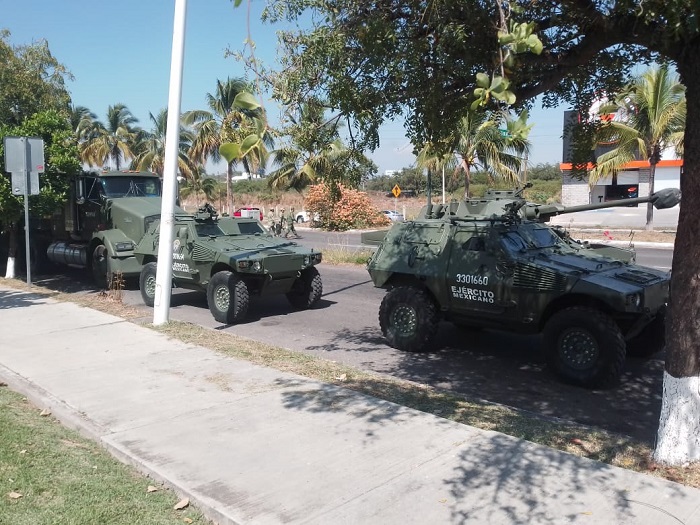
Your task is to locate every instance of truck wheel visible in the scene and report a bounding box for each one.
[379,286,439,352]
[139,262,158,307]
[627,308,666,358]
[91,244,112,289]
[544,306,626,388]
[207,271,249,324]
[286,267,322,309]
[296,216,304,224]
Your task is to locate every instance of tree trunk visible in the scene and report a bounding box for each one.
[653,50,700,465]
[461,160,472,200]
[226,161,234,215]
[645,161,657,231]
[4,223,17,279]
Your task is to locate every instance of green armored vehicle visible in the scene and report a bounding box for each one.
[366,188,680,388]
[134,204,323,324]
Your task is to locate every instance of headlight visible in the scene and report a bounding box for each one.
[115,241,134,252]
[626,293,642,308]
[237,260,263,272]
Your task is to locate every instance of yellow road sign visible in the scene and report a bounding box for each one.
[392,184,401,198]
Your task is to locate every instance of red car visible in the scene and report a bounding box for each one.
[233,207,263,221]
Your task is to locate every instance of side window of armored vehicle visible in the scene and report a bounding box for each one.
[462,235,486,252]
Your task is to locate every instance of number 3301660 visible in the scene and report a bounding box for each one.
[456,274,488,285]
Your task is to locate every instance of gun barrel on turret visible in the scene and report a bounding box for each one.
[523,188,681,222]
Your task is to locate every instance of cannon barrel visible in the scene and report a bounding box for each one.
[523,188,680,221]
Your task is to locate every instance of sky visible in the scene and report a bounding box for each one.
[1,0,566,176]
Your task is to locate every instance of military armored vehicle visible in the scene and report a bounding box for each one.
[366,188,680,388]
[23,170,166,287]
[134,204,323,324]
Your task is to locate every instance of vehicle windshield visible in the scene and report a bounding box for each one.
[501,225,566,255]
[101,177,161,197]
[195,223,225,237]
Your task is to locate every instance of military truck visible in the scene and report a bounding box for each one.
[366,188,680,388]
[134,204,323,324]
[30,170,165,287]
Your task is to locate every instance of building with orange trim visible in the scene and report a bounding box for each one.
[559,111,682,206]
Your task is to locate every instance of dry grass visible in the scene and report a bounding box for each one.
[2,277,698,489]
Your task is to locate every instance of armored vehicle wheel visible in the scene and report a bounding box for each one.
[627,308,666,358]
[379,286,439,353]
[91,244,112,289]
[544,307,626,388]
[139,262,158,307]
[207,271,250,324]
[286,267,323,309]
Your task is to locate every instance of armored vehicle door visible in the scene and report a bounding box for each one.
[446,226,515,318]
[171,223,196,283]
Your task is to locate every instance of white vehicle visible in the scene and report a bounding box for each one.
[382,210,405,221]
[295,210,319,223]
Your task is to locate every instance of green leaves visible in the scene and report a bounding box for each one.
[233,91,261,111]
[472,75,516,109]
[498,22,543,55]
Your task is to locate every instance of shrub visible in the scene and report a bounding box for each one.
[305,182,391,231]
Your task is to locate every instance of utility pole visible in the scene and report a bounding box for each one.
[154,0,188,325]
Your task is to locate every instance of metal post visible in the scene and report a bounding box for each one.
[442,165,445,204]
[154,0,188,325]
[22,137,31,286]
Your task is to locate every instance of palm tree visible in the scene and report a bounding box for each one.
[415,141,457,202]
[80,104,140,170]
[183,78,269,213]
[590,65,685,230]
[267,100,345,192]
[450,109,531,199]
[132,108,195,179]
[179,167,220,205]
[69,105,97,136]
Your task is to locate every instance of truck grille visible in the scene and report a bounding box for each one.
[514,264,567,292]
[264,254,304,275]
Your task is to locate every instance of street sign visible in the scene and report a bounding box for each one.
[4,136,45,174]
[392,184,401,198]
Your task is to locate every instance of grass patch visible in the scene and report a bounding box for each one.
[2,277,698,490]
[0,385,204,525]
[322,246,374,265]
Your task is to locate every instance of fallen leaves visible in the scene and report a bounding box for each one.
[183,518,193,524]
[174,497,190,510]
[8,491,22,499]
[39,408,51,417]
[147,485,159,493]
[0,381,8,387]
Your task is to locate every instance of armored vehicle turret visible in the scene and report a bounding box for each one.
[134,204,323,324]
[366,188,680,388]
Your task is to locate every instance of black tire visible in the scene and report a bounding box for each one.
[286,266,323,309]
[627,308,666,358]
[379,286,440,352]
[91,244,112,289]
[544,306,626,388]
[296,216,304,224]
[207,271,249,324]
[139,262,158,307]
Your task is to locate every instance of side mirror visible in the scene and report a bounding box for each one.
[178,226,189,242]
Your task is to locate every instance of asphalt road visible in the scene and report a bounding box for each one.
[22,228,674,444]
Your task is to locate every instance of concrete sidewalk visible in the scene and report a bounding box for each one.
[1,286,699,525]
